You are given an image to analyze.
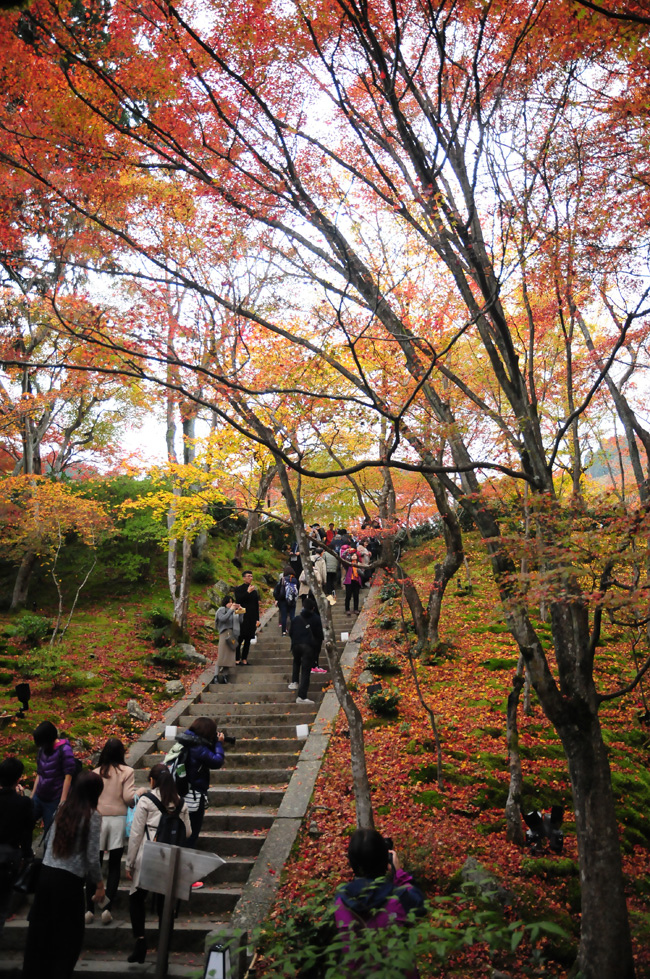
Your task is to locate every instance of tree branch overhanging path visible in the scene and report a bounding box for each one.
[2,0,650,975]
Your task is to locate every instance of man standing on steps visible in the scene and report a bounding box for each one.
[288,597,324,705]
[234,570,260,666]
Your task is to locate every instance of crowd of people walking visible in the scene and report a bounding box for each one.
[0,711,227,975]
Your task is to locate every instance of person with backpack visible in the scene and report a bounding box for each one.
[168,717,225,850]
[85,738,135,926]
[214,595,245,683]
[334,828,425,978]
[288,597,324,704]
[31,721,77,832]
[274,565,299,636]
[0,757,32,934]
[125,764,190,964]
[22,772,105,979]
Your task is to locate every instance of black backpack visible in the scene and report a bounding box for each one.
[144,793,187,846]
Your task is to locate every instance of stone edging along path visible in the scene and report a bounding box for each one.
[125,584,378,976]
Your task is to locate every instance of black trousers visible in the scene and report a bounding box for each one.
[86,847,122,911]
[345,581,360,611]
[23,866,85,978]
[291,643,314,699]
[236,636,251,662]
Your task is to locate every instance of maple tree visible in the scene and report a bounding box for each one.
[0,473,112,631]
[2,1,650,974]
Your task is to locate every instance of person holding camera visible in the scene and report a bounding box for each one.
[335,828,425,978]
[214,595,245,683]
[174,717,225,856]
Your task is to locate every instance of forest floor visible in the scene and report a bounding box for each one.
[253,533,650,979]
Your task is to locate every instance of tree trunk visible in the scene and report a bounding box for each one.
[234,466,277,561]
[172,535,192,639]
[398,573,428,640]
[562,718,635,979]
[167,496,192,638]
[505,669,525,845]
[11,551,37,609]
[424,475,464,646]
[275,461,374,829]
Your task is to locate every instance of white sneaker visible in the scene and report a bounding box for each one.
[288,682,299,690]
[84,911,94,925]
[101,909,112,925]
[296,697,315,704]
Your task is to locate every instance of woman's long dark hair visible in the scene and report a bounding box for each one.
[52,772,103,859]
[97,738,127,779]
[149,763,181,810]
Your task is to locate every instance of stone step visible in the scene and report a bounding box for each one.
[207,786,286,808]
[192,831,266,857]
[198,688,326,704]
[189,724,311,741]
[1,915,221,954]
[208,768,292,785]
[202,806,276,831]
[0,950,202,977]
[186,702,319,717]
[206,676,330,689]
[156,737,300,754]
[143,751,299,770]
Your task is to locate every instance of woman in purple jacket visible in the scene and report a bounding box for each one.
[31,722,77,833]
[335,829,425,978]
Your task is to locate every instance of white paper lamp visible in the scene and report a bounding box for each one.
[204,942,231,979]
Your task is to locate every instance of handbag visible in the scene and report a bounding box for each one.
[224,628,236,651]
[14,821,52,894]
[14,855,43,894]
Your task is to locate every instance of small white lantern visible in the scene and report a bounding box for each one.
[204,942,231,979]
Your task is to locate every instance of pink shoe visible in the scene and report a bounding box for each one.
[311,667,327,674]
[191,881,204,890]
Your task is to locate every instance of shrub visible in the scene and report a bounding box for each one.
[148,605,173,629]
[365,652,401,676]
[192,558,216,584]
[5,613,51,646]
[18,644,85,688]
[379,581,401,602]
[367,689,400,717]
[252,884,569,979]
[146,646,190,674]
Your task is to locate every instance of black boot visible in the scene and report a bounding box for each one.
[127,938,147,963]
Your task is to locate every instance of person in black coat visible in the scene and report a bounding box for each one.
[288,598,324,704]
[234,570,260,665]
[0,757,33,933]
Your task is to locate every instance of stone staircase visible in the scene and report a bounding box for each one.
[0,598,360,977]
